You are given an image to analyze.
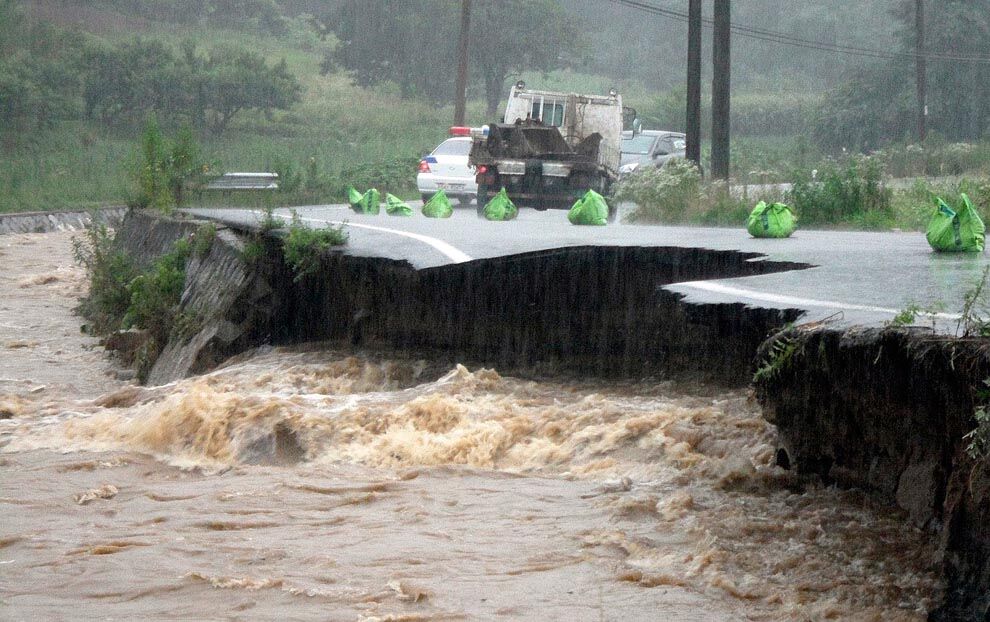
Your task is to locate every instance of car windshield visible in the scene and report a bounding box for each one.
[432,139,471,156]
[621,134,655,155]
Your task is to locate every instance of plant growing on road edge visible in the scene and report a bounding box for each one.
[258,206,285,232]
[753,332,799,384]
[283,211,347,281]
[886,303,922,329]
[965,379,990,461]
[192,222,217,258]
[958,266,990,337]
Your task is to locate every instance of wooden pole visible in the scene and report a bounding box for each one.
[711,0,731,180]
[916,0,927,142]
[686,0,702,168]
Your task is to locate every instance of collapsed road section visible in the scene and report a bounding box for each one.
[103,208,990,619]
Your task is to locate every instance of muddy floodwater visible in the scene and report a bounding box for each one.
[1,232,939,620]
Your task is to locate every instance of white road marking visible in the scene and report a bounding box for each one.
[678,281,961,319]
[294,215,473,264]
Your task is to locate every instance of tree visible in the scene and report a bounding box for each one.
[816,0,990,149]
[81,39,301,135]
[325,0,575,114]
[202,47,302,134]
[470,0,578,116]
[0,1,81,144]
[323,0,460,101]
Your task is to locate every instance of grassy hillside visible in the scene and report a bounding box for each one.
[3,1,486,212]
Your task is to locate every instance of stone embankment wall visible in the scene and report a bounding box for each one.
[755,327,990,621]
[0,207,126,235]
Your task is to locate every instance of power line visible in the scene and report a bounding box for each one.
[607,0,990,64]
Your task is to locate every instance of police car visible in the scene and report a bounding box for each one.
[416,127,480,205]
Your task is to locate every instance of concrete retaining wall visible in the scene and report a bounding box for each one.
[0,207,127,235]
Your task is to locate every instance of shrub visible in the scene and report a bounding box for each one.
[72,221,139,333]
[133,119,210,213]
[122,239,192,343]
[874,140,990,178]
[283,212,347,280]
[192,222,217,257]
[613,159,702,223]
[788,156,892,226]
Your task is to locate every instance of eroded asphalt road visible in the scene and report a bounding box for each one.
[185,203,990,330]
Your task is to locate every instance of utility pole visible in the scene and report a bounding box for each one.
[915,0,926,142]
[685,0,702,168]
[711,0,731,180]
[453,0,472,126]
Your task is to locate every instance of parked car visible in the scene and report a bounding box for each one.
[417,134,477,204]
[618,130,686,177]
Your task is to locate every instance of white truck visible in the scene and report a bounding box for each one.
[469,82,625,218]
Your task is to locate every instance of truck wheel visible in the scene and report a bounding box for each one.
[421,193,434,205]
[476,185,489,218]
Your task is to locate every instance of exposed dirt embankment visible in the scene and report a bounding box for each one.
[755,327,990,621]
[116,210,805,387]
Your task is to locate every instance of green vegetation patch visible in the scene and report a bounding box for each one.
[282,211,347,280]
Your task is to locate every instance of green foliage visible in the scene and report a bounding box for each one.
[0,1,84,145]
[753,333,799,384]
[875,141,990,178]
[613,159,702,223]
[122,239,192,344]
[886,304,922,328]
[965,380,990,461]
[239,238,266,265]
[72,221,139,333]
[788,156,892,227]
[326,0,579,114]
[82,38,301,134]
[134,119,210,212]
[816,3,990,149]
[282,211,347,280]
[258,206,285,232]
[614,160,782,226]
[958,266,990,338]
[100,0,289,35]
[193,223,217,257]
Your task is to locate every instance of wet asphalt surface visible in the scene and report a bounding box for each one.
[185,203,990,331]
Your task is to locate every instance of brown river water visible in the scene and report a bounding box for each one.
[0,232,939,621]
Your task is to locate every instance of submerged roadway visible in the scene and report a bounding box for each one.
[185,203,990,331]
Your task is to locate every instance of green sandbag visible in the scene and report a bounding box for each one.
[385,193,413,216]
[422,189,453,218]
[483,188,518,221]
[747,201,796,238]
[567,189,609,226]
[927,194,985,252]
[360,188,381,215]
[347,186,363,210]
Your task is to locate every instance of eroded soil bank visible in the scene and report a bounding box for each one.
[0,222,944,620]
[756,327,990,621]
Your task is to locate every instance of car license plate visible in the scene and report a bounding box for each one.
[438,183,464,190]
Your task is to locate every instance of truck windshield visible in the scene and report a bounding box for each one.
[621,135,655,155]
